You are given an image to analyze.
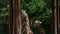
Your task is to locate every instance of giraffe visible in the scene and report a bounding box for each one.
[21,10,33,34]
[34,20,46,34]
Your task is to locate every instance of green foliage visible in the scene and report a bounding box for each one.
[0,0,9,34]
[0,0,9,24]
[21,0,53,34]
[0,0,54,34]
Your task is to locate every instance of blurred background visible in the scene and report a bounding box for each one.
[0,0,60,34]
[58,0,60,34]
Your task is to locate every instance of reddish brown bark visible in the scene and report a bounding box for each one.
[10,0,21,34]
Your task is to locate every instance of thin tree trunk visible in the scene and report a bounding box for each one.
[9,0,21,34]
[53,0,58,34]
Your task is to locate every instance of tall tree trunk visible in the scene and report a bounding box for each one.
[53,0,58,34]
[9,0,21,34]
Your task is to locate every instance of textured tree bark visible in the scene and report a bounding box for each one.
[9,0,21,34]
[53,0,58,34]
